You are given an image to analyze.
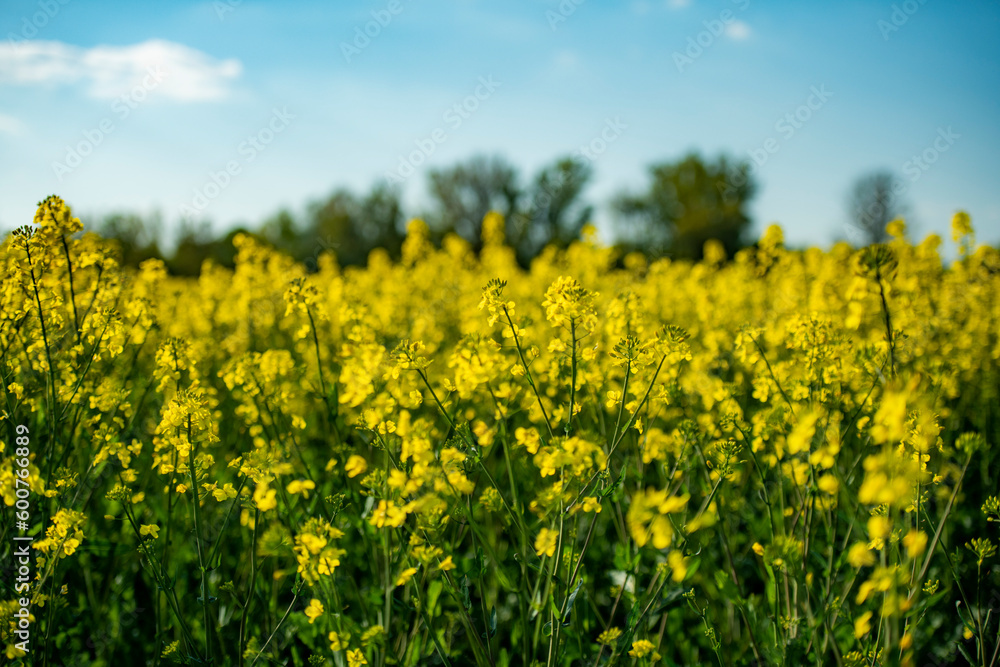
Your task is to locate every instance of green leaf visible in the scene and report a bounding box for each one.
[427,579,443,616]
[519,555,564,586]
[625,600,641,631]
[764,562,777,608]
[563,578,584,623]
[713,567,740,602]
[461,575,472,611]
[650,586,686,616]
[602,466,627,500]
[480,547,488,576]
[685,556,702,582]
[494,563,516,592]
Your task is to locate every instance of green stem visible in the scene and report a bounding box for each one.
[23,239,59,466]
[564,354,667,515]
[612,358,631,450]
[503,305,554,437]
[120,498,201,660]
[910,451,972,599]
[409,578,454,667]
[239,509,260,667]
[250,586,299,666]
[60,234,81,346]
[749,332,796,418]
[188,417,213,663]
[547,489,566,666]
[875,266,895,377]
[566,319,577,437]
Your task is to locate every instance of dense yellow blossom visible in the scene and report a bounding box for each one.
[629,639,658,658]
[628,488,689,548]
[1,199,995,664]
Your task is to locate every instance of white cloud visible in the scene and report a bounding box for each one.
[0,39,242,101]
[551,49,581,73]
[632,1,652,15]
[0,113,23,135]
[666,0,691,9]
[725,20,751,40]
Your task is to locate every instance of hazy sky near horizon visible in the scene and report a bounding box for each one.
[1,0,998,250]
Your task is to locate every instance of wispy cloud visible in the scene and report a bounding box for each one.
[631,1,652,15]
[0,39,242,101]
[552,49,581,73]
[0,112,23,135]
[725,20,751,41]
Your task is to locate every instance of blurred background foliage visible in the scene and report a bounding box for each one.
[86,152,903,275]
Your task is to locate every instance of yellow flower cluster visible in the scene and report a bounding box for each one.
[1,197,996,664]
[294,517,347,584]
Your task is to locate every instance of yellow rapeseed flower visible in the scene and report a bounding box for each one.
[253,483,278,512]
[287,479,316,497]
[535,528,558,557]
[848,542,876,568]
[305,598,324,624]
[629,639,656,658]
[903,530,927,559]
[854,611,872,639]
[346,455,368,478]
[395,567,418,587]
[596,627,622,645]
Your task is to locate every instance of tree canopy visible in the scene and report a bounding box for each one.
[72,151,903,275]
[613,153,756,260]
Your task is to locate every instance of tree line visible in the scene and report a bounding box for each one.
[85,152,904,275]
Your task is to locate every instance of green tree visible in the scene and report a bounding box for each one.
[613,153,756,260]
[426,154,520,248]
[168,219,246,275]
[95,212,165,268]
[847,170,907,246]
[510,156,593,264]
[259,209,298,251]
[303,182,405,267]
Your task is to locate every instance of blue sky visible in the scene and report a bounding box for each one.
[1,0,998,251]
